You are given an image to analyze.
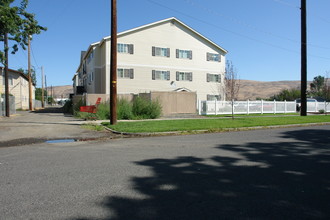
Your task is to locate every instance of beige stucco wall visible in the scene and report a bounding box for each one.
[149,91,197,115]
[0,69,34,110]
[93,20,226,101]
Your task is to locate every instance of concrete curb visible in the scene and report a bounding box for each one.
[99,122,330,138]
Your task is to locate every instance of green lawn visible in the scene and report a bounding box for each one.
[103,115,330,133]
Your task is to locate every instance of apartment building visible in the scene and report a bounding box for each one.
[75,17,227,101]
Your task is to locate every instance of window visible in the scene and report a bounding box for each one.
[207,95,221,101]
[176,49,192,59]
[87,51,94,63]
[207,73,221,83]
[118,43,134,54]
[87,72,94,84]
[117,68,134,79]
[176,71,192,81]
[206,52,221,62]
[152,70,170,80]
[152,46,170,57]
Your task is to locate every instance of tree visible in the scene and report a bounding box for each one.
[270,88,301,101]
[310,75,325,98]
[35,87,47,101]
[0,0,46,116]
[224,60,240,119]
[17,67,36,85]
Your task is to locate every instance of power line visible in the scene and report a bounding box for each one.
[146,0,299,55]
[31,47,40,69]
[271,0,300,9]
[271,0,330,24]
[182,0,330,50]
[183,0,299,43]
[146,0,330,60]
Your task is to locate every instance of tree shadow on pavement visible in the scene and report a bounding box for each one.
[32,107,64,114]
[73,128,330,220]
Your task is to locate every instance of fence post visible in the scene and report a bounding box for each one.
[261,99,264,114]
[198,99,201,115]
[215,99,217,115]
[325,101,327,113]
[232,99,235,116]
[315,100,317,113]
[247,99,250,115]
[284,100,287,113]
[274,99,276,114]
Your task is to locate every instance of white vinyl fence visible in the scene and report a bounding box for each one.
[199,100,330,115]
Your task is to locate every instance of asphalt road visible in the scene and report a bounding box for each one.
[0,125,330,219]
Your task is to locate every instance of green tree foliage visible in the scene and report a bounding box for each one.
[35,87,47,101]
[17,67,36,85]
[0,0,47,64]
[309,75,327,98]
[270,88,301,101]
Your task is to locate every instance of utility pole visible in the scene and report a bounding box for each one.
[300,0,307,116]
[4,33,10,117]
[45,75,47,105]
[28,36,33,111]
[41,66,44,108]
[51,85,53,105]
[110,0,117,124]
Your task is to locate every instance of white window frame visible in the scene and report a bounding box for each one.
[152,46,170,57]
[207,73,221,83]
[176,71,193,81]
[207,52,221,62]
[176,49,192,59]
[152,70,170,80]
[207,95,221,101]
[117,68,134,79]
[118,43,134,54]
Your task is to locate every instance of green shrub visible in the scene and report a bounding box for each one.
[117,98,133,120]
[63,100,73,114]
[76,112,98,120]
[96,102,110,120]
[73,99,86,117]
[132,96,162,119]
[74,96,162,120]
[319,109,325,114]
[146,99,162,119]
[132,96,149,119]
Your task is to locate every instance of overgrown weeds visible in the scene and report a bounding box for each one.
[73,97,162,120]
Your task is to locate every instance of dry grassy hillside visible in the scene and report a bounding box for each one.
[47,85,73,99]
[237,80,307,100]
[52,79,314,101]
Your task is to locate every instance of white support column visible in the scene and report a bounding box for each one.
[261,100,264,114]
[247,99,250,115]
[284,100,287,113]
[274,99,276,114]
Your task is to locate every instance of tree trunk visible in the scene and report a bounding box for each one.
[231,99,234,119]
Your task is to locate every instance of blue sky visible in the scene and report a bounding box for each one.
[7,0,330,87]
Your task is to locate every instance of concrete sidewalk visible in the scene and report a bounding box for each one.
[0,107,112,146]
